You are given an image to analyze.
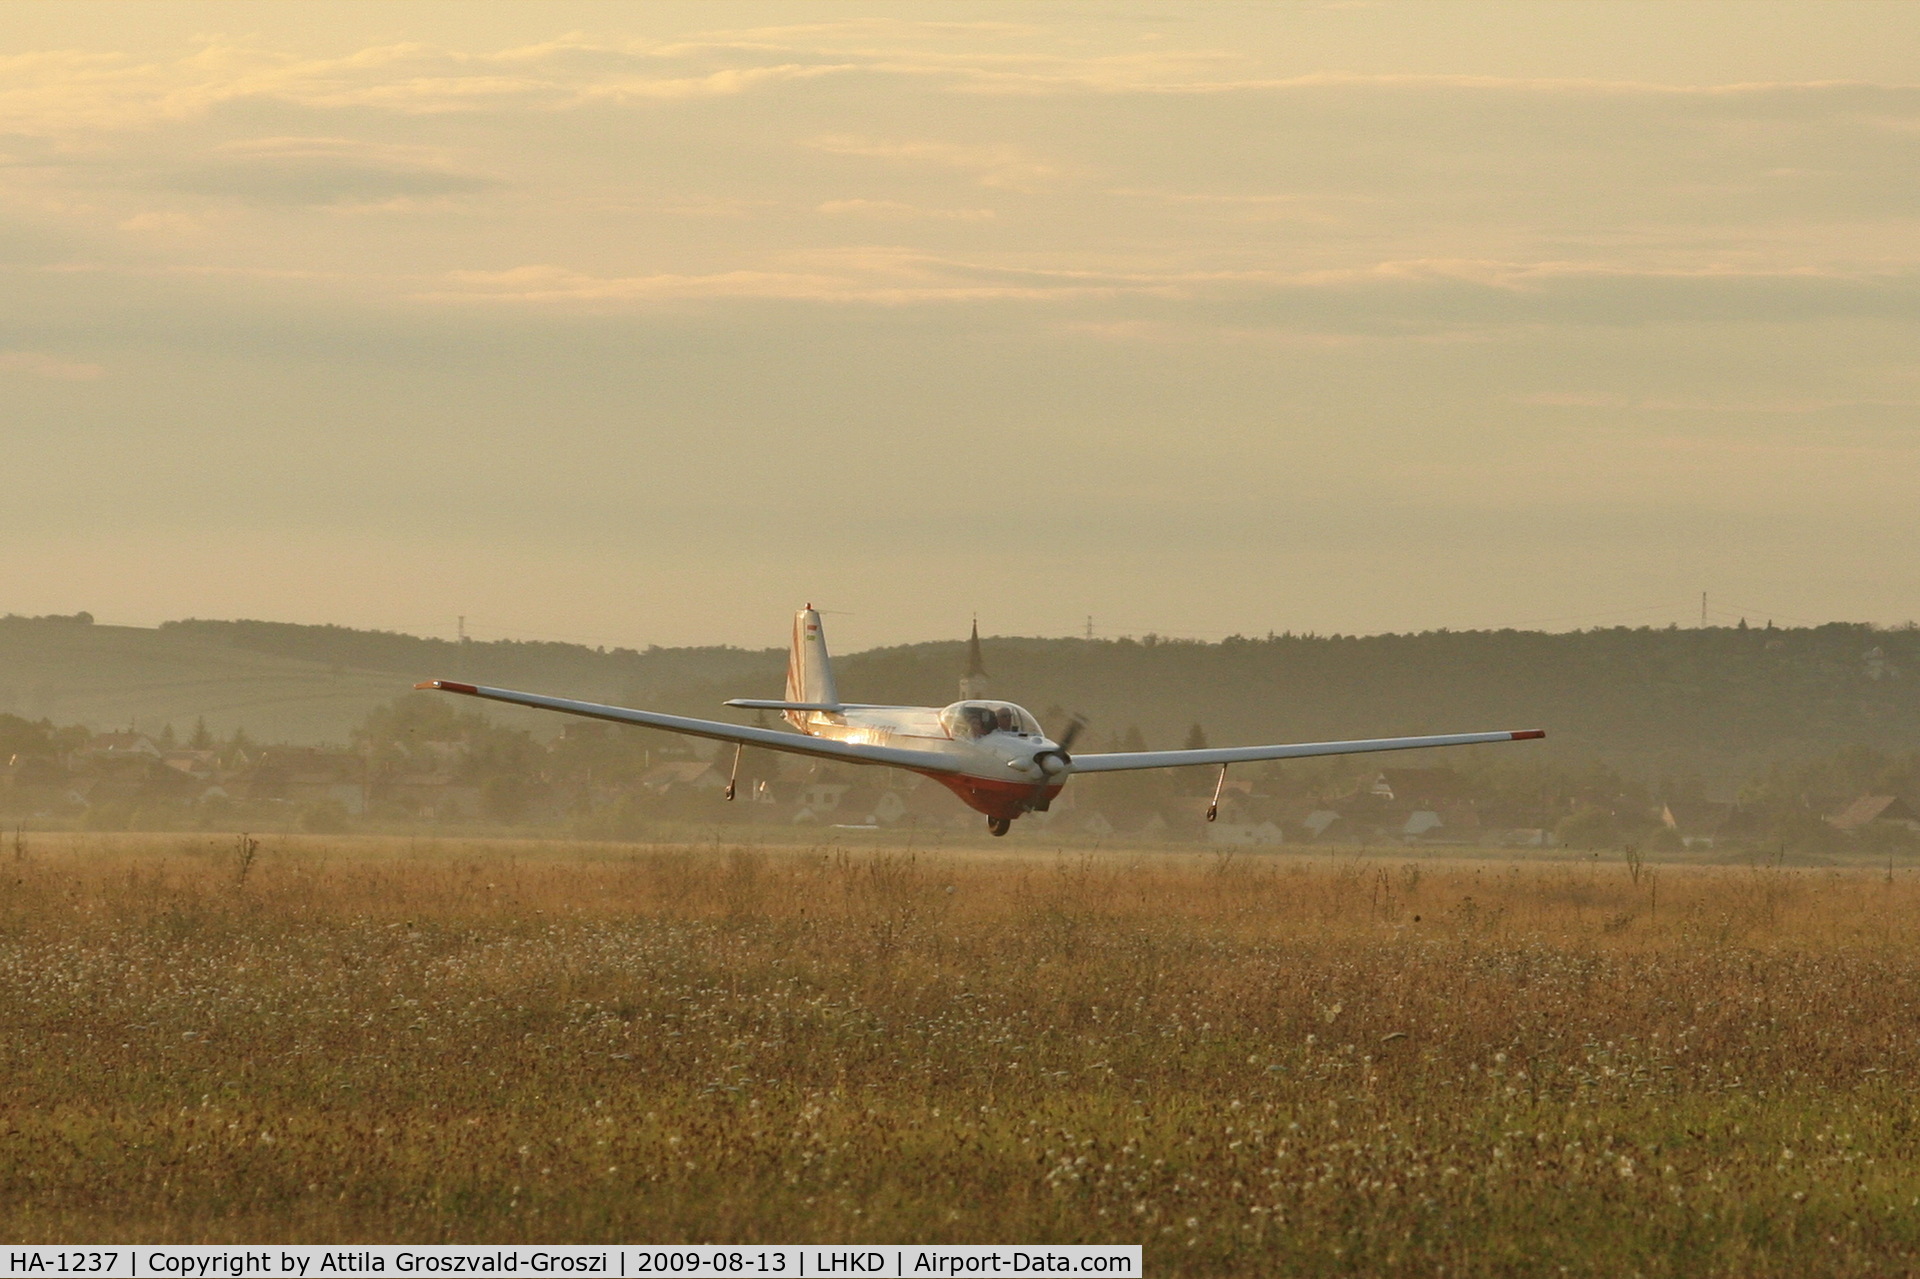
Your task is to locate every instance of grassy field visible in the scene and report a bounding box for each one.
[4,834,1920,1275]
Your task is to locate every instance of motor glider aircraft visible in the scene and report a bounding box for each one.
[418,607,1544,836]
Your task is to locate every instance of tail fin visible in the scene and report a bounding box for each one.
[785,606,842,729]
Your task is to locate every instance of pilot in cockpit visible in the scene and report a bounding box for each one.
[995,707,1015,733]
[964,705,998,738]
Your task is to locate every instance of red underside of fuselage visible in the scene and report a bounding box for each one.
[926,771,1065,821]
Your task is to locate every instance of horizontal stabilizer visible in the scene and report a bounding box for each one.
[724,699,919,712]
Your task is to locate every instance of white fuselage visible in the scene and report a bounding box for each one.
[794,702,1067,819]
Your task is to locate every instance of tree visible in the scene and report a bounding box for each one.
[0,714,60,760]
[352,693,549,824]
[481,775,533,825]
[223,727,255,769]
[1086,724,1179,813]
[1180,723,1211,794]
[189,718,215,750]
[1555,807,1619,849]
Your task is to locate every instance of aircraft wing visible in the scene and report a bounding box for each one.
[414,680,964,773]
[1068,729,1544,773]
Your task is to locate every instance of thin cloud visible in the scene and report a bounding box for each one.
[816,198,995,220]
[158,136,503,207]
[118,210,205,233]
[425,264,850,304]
[1515,392,1920,414]
[394,253,1920,329]
[573,63,859,103]
[0,41,852,134]
[804,134,1071,189]
[419,252,1173,306]
[3,33,1915,145]
[0,350,103,379]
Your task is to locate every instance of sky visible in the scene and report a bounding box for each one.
[3,2,1918,652]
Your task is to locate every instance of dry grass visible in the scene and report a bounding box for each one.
[5,834,1920,1275]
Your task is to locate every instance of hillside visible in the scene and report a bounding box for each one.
[0,616,782,745]
[2,615,1915,786]
[0,618,408,745]
[828,624,1920,786]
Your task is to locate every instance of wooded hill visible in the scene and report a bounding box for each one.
[3,614,1915,788]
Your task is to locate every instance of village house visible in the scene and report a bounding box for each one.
[1207,819,1284,846]
[161,749,221,782]
[76,732,162,762]
[2,751,74,813]
[247,747,368,814]
[1661,800,1735,848]
[827,784,910,826]
[68,732,197,809]
[1400,801,1482,844]
[1302,809,1344,840]
[373,772,481,819]
[790,780,853,823]
[1371,768,1468,806]
[1071,810,1117,838]
[1827,794,1920,835]
[902,778,976,829]
[640,760,726,795]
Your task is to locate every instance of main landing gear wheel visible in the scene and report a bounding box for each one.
[988,817,1011,837]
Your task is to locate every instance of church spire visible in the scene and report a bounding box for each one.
[960,618,989,700]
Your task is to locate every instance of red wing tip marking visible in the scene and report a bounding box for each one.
[416,680,478,694]
[1511,729,1546,740]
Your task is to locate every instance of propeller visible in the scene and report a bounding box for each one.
[1011,713,1088,808]
[1055,713,1087,754]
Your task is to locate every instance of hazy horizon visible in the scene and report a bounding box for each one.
[5,2,1918,653]
[17,605,1907,654]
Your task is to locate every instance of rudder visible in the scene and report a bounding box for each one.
[785,606,841,729]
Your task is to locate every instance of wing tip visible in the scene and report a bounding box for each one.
[416,679,478,695]
[1511,729,1546,740]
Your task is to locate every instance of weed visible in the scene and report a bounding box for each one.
[232,831,260,887]
[1,834,1917,1277]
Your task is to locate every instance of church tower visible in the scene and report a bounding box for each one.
[960,619,989,700]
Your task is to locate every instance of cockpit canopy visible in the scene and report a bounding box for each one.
[940,700,1044,741]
